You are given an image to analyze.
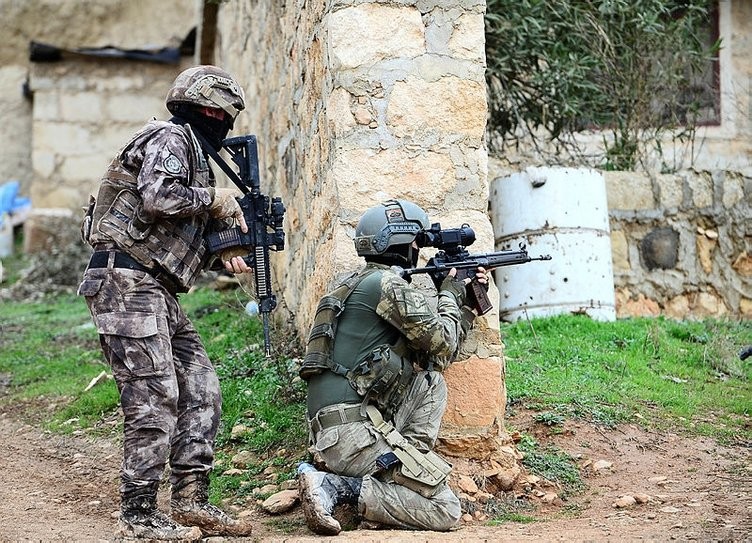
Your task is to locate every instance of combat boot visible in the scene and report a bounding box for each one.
[117,483,202,541]
[298,462,362,535]
[170,474,253,536]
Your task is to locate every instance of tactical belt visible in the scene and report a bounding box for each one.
[310,403,367,434]
[87,251,183,296]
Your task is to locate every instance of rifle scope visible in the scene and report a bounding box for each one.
[416,223,475,252]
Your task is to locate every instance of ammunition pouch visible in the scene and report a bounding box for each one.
[347,344,413,416]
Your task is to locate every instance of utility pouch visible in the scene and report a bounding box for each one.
[347,344,413,415]
[391,448,452,498]
[365,405,452,498]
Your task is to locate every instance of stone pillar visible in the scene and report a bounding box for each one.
[215,1,507,459]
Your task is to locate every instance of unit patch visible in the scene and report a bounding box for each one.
[163,154,184,175]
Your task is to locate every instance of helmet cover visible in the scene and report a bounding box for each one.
[165,65,245,119]
[354,199,430,257]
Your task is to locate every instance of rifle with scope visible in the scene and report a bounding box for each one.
[403,223,552,315]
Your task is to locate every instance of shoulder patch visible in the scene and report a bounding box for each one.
[163,153,184,175]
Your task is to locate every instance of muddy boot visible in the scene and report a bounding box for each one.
[117,483,202,541]
[297,462,362,535]
[170,474,252,537]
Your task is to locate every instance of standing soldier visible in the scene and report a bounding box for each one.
[78,66,254,540]
[297,199,487,534]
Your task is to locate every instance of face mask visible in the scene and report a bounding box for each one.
[170,105,233,151]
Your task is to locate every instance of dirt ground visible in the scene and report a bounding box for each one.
[1,404,750,543]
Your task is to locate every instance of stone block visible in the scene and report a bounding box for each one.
[22,208,77,253]
[690,172,713,208]
[32,92,60,121]
[611,230,630,271]
[331,148,456,205]
[447,13,485,62]
[740,298,752,318]
[656,173,683,208]
[33,122,90,156]
[326,88,356,136]
[329,5,425,69]
[443,356,504,430]
[665,294,691,319]
[60,92,103,122]
[105,94,165,122]
[59,154,108,183]
[32,150,57,179]
[696,234,717,274]
[387,76,486,142]
[604,171,654,210]
[722,173,744,207]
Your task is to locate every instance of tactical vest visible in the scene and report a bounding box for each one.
[86,121,213,290]
[301,268,414,416]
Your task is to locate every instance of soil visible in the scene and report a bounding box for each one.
[1,402,750,543]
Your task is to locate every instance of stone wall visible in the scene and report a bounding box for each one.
[0,0,196,199]
[489,0,751,321]
[214,0,511,458]
[27,61,187,212]
[607,169,751,319]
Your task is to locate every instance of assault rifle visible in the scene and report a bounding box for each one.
[204,135,286,357]
[403,223,552,315]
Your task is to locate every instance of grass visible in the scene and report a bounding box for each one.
[2,258,750,521]
[0,282,310,506]
[501,314,752,443]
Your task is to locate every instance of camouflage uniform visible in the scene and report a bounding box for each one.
[78,121,221,501]
[305,262,475,530]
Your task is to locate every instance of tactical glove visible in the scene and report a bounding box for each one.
[210,188,243,222]
[439,273,467,305]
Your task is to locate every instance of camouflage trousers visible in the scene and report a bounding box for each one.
[78,265,221,496]
[309,371,461,531]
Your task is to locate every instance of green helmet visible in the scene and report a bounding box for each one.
[165,65,245,120]
[354,199,430,257]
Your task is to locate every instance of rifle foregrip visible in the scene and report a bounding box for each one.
[469,280,493,316]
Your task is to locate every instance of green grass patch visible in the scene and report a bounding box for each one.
[517,435,584,496]
[502,315,752,442]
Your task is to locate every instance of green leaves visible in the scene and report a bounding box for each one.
[485,0,719,169]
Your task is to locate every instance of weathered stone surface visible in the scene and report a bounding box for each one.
[329,5,425,69]
[690,171,714,208]
[387,76,486,142]
[605,171,654,210]
[443,356,503,430]
[611,230,630,271]
[447,13,485,62]
[22,209,76,253]
[656,173,684,208]
[665,295,691,319]
[696,234,717,274]
[732,252,752,276]
[618,293,661,317]
[260,490,299,514]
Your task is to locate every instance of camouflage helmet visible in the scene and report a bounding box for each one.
[354,199,430,257]
[165,65,245,119]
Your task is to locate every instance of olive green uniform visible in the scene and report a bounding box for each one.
[306,262,474,530]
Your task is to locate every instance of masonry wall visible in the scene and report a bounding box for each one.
[214,0,513,460]
[0,0,196,200]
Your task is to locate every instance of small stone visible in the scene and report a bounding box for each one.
[457,474,479,494]
[261,489,299,514]
[661,506,682,513]
[593,460,613,472]
[613,496,637,508]
[634,493,650,504]
[461,513,474,523]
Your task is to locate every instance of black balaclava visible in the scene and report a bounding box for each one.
[170,103,233,151]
